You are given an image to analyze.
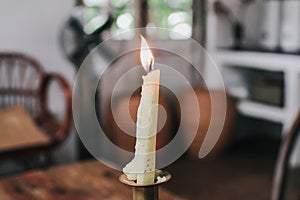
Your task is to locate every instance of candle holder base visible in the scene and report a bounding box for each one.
[119,171,171,200]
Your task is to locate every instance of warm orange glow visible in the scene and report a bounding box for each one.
[140,35,154,72]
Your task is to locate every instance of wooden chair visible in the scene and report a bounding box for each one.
[271,111,300,200]
[0,52,72,167]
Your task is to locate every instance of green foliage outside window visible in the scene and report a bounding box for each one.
[82,0,192,39]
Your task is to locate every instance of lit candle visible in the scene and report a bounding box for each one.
[123,36,160,184]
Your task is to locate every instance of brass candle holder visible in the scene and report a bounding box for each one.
[119,171,171,200]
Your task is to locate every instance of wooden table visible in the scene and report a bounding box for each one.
[0,160,185,200]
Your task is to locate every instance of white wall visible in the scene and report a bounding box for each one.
[0,0,77,164]
[0,0,75,80]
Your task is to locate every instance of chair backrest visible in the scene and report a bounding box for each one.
[0,53,44,118]
[271,111,300,200]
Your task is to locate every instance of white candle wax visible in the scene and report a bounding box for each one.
[123,69,160,184]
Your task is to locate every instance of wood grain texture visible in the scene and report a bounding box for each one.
[0,160,185,200]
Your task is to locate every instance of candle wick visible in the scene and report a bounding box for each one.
[149,58,154,72]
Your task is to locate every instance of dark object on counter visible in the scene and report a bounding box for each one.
[232,22,244,50]
[214,0,255,49]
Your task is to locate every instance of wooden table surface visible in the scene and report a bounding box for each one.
[0,160,185,200]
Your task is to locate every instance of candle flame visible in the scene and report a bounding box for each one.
[140,35,154,72]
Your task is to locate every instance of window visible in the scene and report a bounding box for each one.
[110,0,135,39]
[82,0,134,39]
[81,0,193,40]
[148,0,192,39]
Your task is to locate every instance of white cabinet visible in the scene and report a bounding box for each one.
[213,50,300,133]
[205,0,300,165]
[206,0,300,133]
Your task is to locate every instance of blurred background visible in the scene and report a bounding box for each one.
[0,0,300,199]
